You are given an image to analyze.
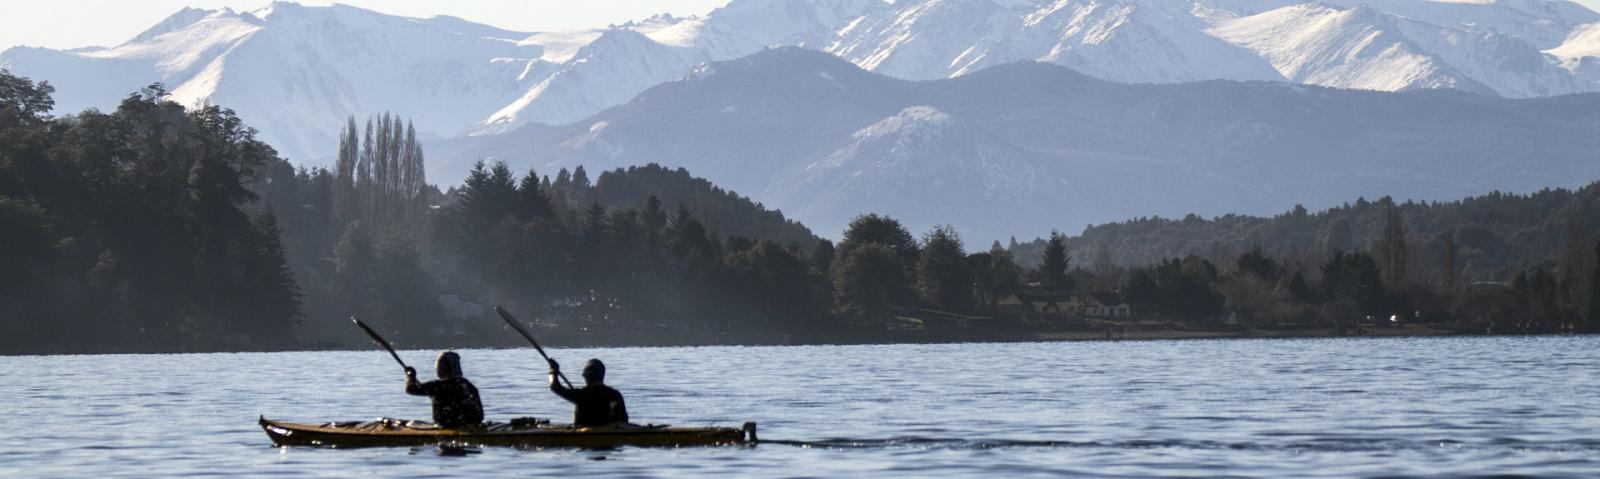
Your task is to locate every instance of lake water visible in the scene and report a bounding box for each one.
[1,336,1597,478]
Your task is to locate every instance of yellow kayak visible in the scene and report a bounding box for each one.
[259,416,755,448]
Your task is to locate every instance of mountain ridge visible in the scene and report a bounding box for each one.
[5,0,1600,163]
[427,47,1600,243]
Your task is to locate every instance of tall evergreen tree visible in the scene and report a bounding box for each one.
[641,194,667,252]
[583,202,608,243]
[1040,230,1070,289]
[1321,249,1388,316]
[516,168,551,221]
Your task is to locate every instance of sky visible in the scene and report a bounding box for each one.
[0,0,736,51]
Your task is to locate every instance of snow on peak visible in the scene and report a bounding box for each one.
[1209,3,1490,93]
[853,106,952,141]
[6,0,1600,166]
[1549,22,1600,59]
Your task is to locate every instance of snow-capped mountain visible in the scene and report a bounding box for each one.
[427,48,1600,242]
[1,3,542,161]
[3,0,1599,165]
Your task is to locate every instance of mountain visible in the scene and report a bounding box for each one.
[427,47,1600,243]
[5,1,1600,165]
[0,3,542,162]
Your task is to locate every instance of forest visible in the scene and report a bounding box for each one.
[2,70,1598,354]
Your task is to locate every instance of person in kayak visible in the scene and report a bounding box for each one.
[405,351,484,428]
[547,358,629,427]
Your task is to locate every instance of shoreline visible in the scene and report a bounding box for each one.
[5,325,1589,357]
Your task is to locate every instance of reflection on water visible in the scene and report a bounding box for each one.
[0,336,1597,478]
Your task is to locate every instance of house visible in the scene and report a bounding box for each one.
[997,291,1133,318]
[997,290,1075,317]
[1079,293,1132,318]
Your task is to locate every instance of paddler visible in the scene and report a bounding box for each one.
[405,351,485,428]
[547,358,629,427]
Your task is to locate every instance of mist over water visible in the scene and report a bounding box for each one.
[2,336,1597,478]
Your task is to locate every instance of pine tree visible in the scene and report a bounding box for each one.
[516,168,551,221]
[245,211,303,343]
[641,194,666,252]
[1041,230,1070,289]
[583,202,608,242]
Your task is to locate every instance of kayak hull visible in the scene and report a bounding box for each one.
[260,416,753,448]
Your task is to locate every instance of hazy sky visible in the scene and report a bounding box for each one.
[0,0,736,51]
[4,0,1600,52]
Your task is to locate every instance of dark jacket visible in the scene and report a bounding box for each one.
[406,377,484,428]
[550,382,628,427]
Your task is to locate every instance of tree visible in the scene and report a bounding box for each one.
[1321,249,1388,316]
[987,245,1021,305]
[1559,211,1590,313]
[810,239,835,276]
[917,225,971,311]
[1440,232,1458,293]
[641,194,666,251]
[833,243,903,321]
[241,211,303,344]
[837,213,918,267]
[1380,205,1408,289]
[516,168,552,221]
[333,115,358,224]
[1287,271,1317,304]
[1040,230,1070,289]
[834,214,917,305]
[1589,240,1600,329]
[1237,246,1281,281]
[583,202,608,244]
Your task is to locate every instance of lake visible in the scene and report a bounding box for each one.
[1,336,1596,478]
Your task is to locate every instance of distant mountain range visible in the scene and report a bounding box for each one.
[5,0,1600,164]
[427,47,1600,243]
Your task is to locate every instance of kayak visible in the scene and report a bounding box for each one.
[260,416,755,448]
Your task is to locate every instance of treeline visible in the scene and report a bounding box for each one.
[1010,188,1600,282]
[5,68,1598,354]
[256,132,828,347]
[0,73,300,353]
[1007,192,1600,332]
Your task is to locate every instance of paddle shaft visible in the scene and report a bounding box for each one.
[494,306,574,389]
[352,317,409,372]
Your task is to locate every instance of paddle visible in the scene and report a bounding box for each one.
[352,317,410,373]
[494,306,574,389]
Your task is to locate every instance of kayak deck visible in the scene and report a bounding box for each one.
[260,416,754,448]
